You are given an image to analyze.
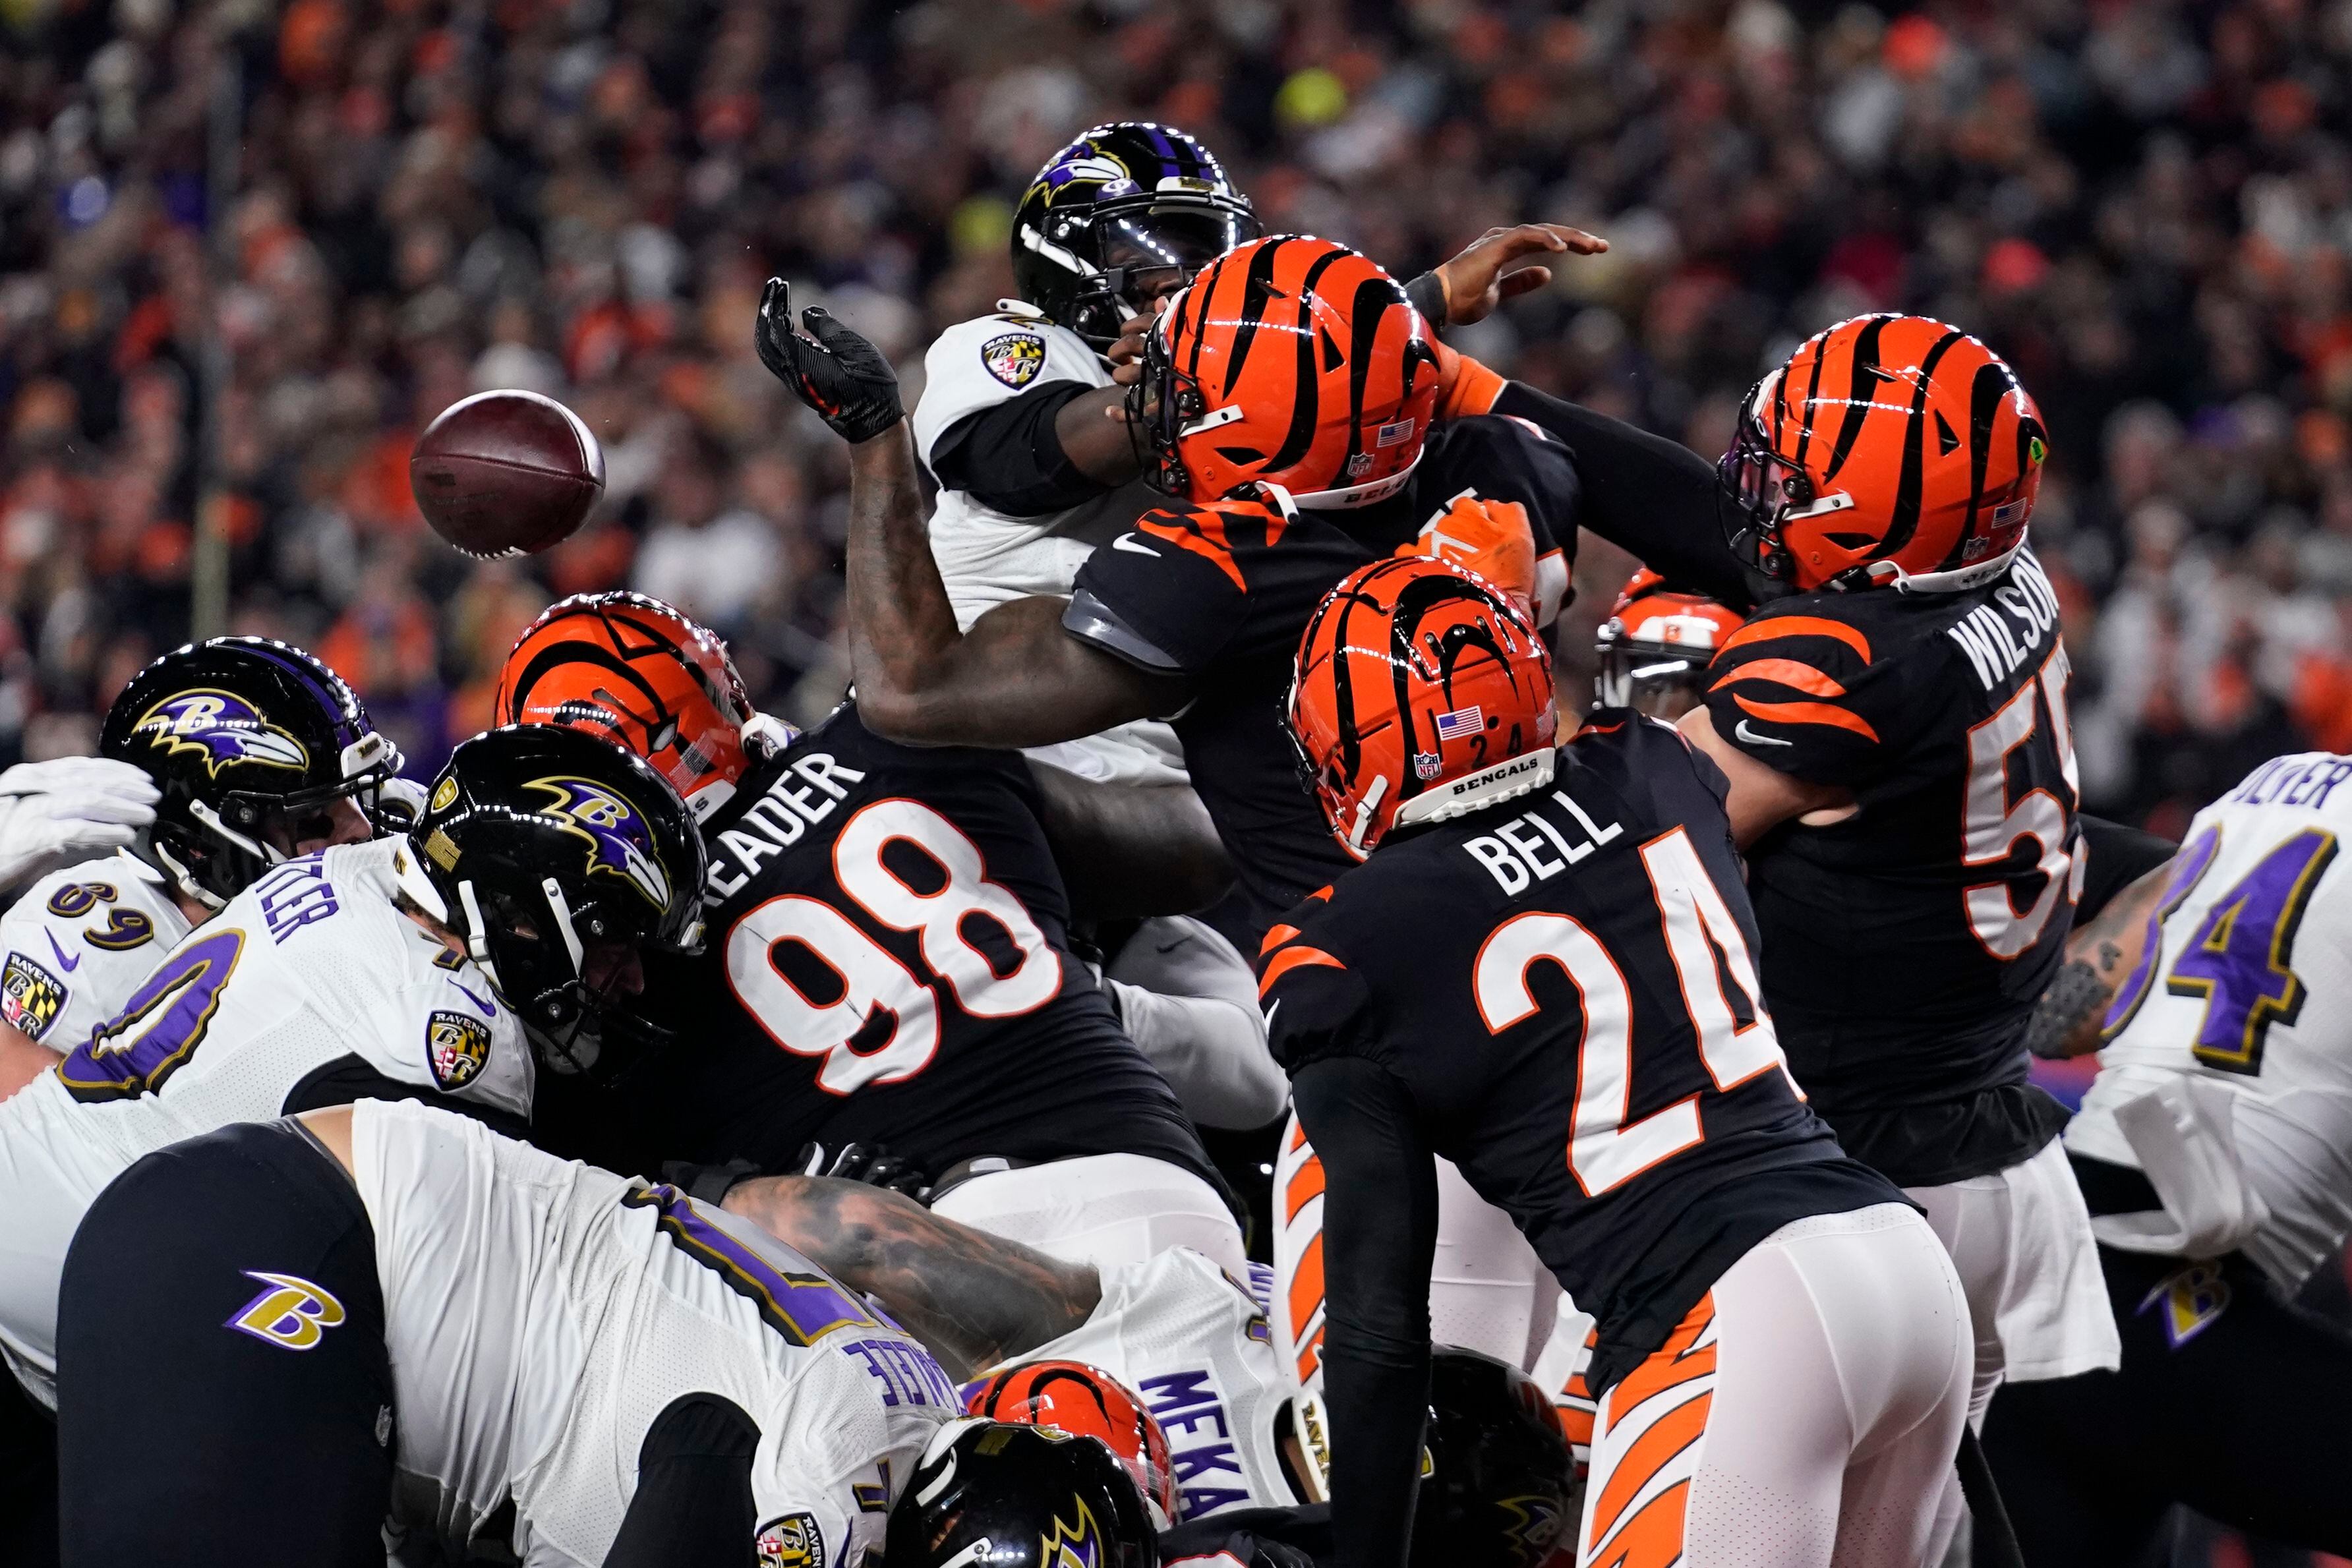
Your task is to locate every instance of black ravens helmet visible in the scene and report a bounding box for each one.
[887,1418,1158,1568]
[98,637,405,908]
[1412,1347,1578,1568]
[1011,122,1258,347]
[392,724,705,1072]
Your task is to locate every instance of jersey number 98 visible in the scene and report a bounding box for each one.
[726,799,1061,1094]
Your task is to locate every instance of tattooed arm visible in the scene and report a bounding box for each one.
[2026,855,2176,1060]
[722,1173,1103,1380]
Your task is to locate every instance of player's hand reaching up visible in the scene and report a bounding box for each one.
[795,1140,932,1203]
[1396,489,1539,616]
[1428,223,1608,327]
[755,278,904,444]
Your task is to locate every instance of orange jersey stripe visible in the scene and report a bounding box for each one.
[1587,1478,1693,1568]
[1283,1153,1326,1223]
[1606,1297,1717,1436]
[1589,1391,1709,1546]
[1286,1119,1309,1153]
[1732,693,1881,741]
[1287,1234,1326,1371]
[1260,923,1303,955]
[1138,508,1247,592]
[1258,944,1344,997]
[1717,615,1872,664]
[1709,657,1848,699]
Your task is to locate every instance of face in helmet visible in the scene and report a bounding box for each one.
[965,1360,1182,1528]
[1014,122,1261,348]
[496,592,775,825]
[1593,570,1746,720]
[887,1418,1159,1568]
[1719,313,2048,594]
[1132,235,1440,510]
[99,638,404,908]
[1289,557,1557,859]
[392,724,705,1074]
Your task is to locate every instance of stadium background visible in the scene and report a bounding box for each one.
[3,0,2351,1560]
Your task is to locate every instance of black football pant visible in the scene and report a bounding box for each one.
[0,1361,57,1568]
[53,1117,765,1568]
[1982,1240,2352,1566]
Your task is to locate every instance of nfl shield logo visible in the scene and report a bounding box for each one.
[1413,752,1443,780]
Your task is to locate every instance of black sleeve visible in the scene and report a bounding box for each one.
[2076,813,2179,924]
[1289,1055,1440,1568]
[927,382,1109,517]
[1490,382,1766,610]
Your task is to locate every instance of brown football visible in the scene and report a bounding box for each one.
[409,389,605,558]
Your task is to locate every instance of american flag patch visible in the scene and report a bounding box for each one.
[1376,417,1417,448]
[1991,495,2030,527]
[1434,705,1483,740]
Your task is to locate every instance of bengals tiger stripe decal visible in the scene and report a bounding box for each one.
[1581,1294,1716,1568]
[1708,617,1881,743]
[1734,313,2046,591]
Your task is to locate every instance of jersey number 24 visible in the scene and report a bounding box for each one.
[1475,828,1794,1197]
[726,799,1061,1094]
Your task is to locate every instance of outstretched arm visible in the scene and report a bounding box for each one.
[722,1173,1102,1380]
[839,427,1190,745]
[756,280,1187,749]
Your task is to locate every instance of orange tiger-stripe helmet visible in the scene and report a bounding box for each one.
[1134,233,1440,509]
[964,1359,1183,1526]
[495,591,757,822]
[1289,556,1556,859]
[1719,313,2048,593]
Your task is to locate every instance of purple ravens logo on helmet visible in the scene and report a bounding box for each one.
[1030,139,1136,206]
[132,690,309,777]
[1036,1496,1111,1568]
[525,776,672,912]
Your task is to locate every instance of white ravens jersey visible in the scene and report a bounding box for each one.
[992,1246,1295,1522]
[353,1098,948,1567]
[0,850,189,1049]
[2070,750,2352,1292]
[911,301,1188,788]
[0,837,531,1405]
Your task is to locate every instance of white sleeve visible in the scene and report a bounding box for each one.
[750,1352,939,1568]
[0,871,178,1050]
[1105,916,1288,1130]
[910,313,1109,469]
[356,965,537,1121]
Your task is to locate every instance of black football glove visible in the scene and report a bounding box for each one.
[794,1140,931,1202]
[756,277,903,444]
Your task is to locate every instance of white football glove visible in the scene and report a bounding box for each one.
[0,757,160,892]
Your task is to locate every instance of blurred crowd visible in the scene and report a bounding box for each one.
[7,0,2352,830]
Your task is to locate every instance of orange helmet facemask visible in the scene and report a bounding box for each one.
[495,592,782,823]
[1132,234,1441,510]
[1289,556,1557,859]
[1719,313,2049,594]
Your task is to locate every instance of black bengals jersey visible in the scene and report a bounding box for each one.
[533,705,1214,1189]
[1066,415,1579,946]
[1704,548,2082,1185]
[1263,716,1895,1568]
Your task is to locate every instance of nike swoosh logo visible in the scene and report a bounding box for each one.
[1112,534,1161,556]
[450,981,496,1018]
[1735,720,1794,747]
[1262,999,1281,1031]
[45,933,79,973]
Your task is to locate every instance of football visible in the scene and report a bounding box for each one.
[409,389,606,558]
